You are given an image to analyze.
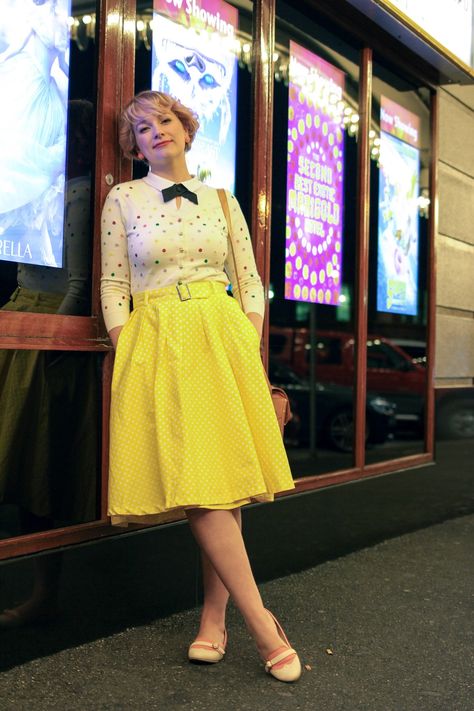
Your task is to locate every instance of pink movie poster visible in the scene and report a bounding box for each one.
[285,41,345,306]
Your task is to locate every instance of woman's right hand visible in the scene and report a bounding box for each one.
[109,326,123,350]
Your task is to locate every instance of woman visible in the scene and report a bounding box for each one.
[100,90,301,683]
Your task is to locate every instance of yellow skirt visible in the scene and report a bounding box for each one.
[108,281,294,525]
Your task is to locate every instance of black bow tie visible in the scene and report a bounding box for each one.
[161,183,198,205]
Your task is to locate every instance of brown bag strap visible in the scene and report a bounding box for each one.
[217,188,244,298]
[217,189,241,297]
[217,188,272,395]
[217,188,231,237]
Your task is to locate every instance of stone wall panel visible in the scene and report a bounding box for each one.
[438,91,474,176]
[435,313,474,379]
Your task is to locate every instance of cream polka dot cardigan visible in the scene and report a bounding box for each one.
[100,171,265,332]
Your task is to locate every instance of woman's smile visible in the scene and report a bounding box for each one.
[152,139,173,150]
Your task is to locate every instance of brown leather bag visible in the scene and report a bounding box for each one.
[263,368,293,434]
[217,188,292,435]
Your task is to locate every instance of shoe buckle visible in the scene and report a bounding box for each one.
[176,281,192,301]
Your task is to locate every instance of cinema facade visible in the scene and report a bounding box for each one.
[0,1,473,610]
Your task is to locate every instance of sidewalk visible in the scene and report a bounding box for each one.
[1,515,473,711]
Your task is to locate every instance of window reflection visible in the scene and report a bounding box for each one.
[3,100,94,317]
[436,389,474,441]
[0,350,101,540]
[271,2,360,477]
[366,62,431,463]
[0,2,101,542]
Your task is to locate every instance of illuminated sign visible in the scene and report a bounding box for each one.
[376,96,420,316]
[152,0,238,191]
[0,0,70,268]
[388,0,473,67]
[285,41,345,306]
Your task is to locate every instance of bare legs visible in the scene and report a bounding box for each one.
[195,508,241,644]
[186,508,293,662]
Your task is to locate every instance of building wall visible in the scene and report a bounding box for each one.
[436,85,474,386]
[2,22,474,641]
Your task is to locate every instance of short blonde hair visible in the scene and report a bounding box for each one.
[119,91,200,160]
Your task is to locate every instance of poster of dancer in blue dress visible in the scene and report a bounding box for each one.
[152,0,238,191]
[0,0,70,268]
[377,96,420,316]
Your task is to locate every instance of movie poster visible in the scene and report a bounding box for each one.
[0,0,70,268]
[285,41,345,306]
[152,0,238,191]
[377,96,420,316]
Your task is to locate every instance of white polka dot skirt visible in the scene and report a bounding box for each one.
[108,281,295,525]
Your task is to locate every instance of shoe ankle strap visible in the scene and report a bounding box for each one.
[190,639,226,655]
[265,647,296,670]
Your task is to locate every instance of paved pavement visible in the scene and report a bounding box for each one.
[0,515,473,711]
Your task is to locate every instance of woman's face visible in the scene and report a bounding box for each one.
[133,110,189,168]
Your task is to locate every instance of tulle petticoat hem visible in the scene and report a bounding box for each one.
[108,491,288,527]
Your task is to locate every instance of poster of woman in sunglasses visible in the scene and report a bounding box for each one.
[152,0,238,190]
[0,0,70,269]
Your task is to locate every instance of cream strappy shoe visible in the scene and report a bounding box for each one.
[263,610,302,682]
[188,629,227,663]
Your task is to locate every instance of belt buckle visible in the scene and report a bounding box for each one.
[176,281,192,301]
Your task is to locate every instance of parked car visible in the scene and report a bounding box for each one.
[390,339,427,367]
[270,327,424,430]
[387,340,474,438]
[269,359,397,452]
[270,327,474,440]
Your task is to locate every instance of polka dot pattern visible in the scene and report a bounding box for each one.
[108,284,294,524]
[100,174,264,332]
